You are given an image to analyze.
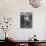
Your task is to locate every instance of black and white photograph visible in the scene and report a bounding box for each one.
[20,12,32,28]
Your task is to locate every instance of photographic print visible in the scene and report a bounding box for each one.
[20,12,32,28]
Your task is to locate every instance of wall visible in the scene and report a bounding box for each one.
[0,0,46,40]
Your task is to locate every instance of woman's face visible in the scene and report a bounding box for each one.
[24,15,29,21]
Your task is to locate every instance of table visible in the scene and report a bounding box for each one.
[14,40,46,46]
[5,39,46,46]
